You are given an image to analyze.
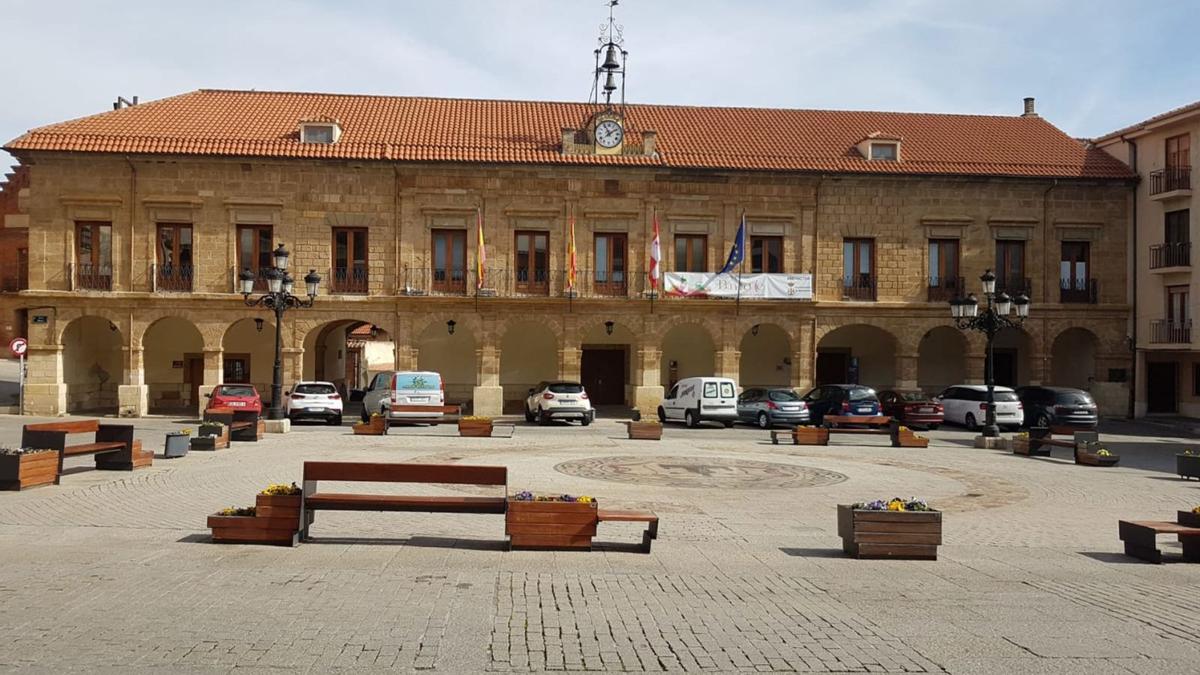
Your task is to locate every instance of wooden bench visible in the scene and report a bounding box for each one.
[1118,520,1200,563]
[823,415,892,433]
[1028,428,1099,459]
[387,404,462,425]
[597,510,659,553]
[21,420,143,483]
[203,408,263,441]
[300,461,507,541]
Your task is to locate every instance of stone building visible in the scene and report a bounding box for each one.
[1096,101,1198,416]
[1,89,1134,418]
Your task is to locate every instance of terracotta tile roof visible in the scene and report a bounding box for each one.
[4,89,1134,179]
[1094,98,1200,143]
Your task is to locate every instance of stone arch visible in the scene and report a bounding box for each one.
[415,317,478,405]
[991,327,1033,388]
[1050,326,1099,389]
[302,319,395,394]
[143,316,205,413]
[61,315,124,414]
[917,326,967,395]
[500,319,559,406]
[739,323,792,388]
[661,322,716,389]
[53,308,123,345]
[579,319,640,406]
[816,323,898,390]
[222,318,276,397]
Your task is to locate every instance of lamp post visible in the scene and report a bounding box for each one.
[950,270,1030,438]
[239,243,321,420]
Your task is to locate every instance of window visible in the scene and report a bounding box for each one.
[75,221,112,290]
[301,124,337,144]
[431,229,467,293]
[514,230,550,294]
[237,225,273,292]
[1168,285,1189,323]
[720,382,736,398]
[750,236,782,273]
[223,356,250,384]
[995,240,1027,295]
[332,228,368,293]
[157,224,193,291]
[928,239,960,300]
[674,234,706,272]
[703,382,718,398]
[594,233,627,295]
[842,238,875,300]
[870,143,898,161]
[1060,241,1092,302]
[1166,210,1190,244]
[1167,133,1191,169]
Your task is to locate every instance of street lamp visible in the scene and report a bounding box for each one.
[240,243,321,421]
[950,269,1030,438]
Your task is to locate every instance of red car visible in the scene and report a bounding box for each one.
[877,389,943,430]
[206,384,263,414]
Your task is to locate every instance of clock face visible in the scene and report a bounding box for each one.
[595,120,624,148]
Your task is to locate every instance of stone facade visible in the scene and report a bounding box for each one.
[9,153,1132,417]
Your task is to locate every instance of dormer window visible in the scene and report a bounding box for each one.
[299,117,342,144]
[870,143,898,161]
[857,132,902,162]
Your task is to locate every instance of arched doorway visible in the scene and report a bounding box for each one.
[500,320,558,411]
[990,328,1033,388]
[416,319,477,406]
[1051,327,1098,389]
[816,324,897,390]
[581,320,638,406]
[222,318,275,401]
[739,323,791,388]
[62,316,123,414]
[918,326,967,395]
[661,323,715,390]
[302,320,394,396]
[143,316,204,413]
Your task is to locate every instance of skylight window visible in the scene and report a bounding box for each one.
[870,143,898,161]
[299,117,342,144]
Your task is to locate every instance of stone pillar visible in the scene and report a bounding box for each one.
[792,322,814,393]
[197,349,223,418]
[632,347,664,417]
[282,347,304,389]
[395,344,417,371]
[23,345,66,416]
[117,346,148,417]
[559,347,582,382]
[1029,352,1048,386]
[715,349,740,381]
[965,354,985,385]
[473,344,503,417]
[895,353,918,389]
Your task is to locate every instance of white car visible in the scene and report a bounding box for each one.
[285,381,343,425]
[937,384,1023,431]
[525,381,594,425]
[658,376,739,428]
[362,371,446,422]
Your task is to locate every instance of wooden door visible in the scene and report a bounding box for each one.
[1146,362,1178,414]
[988,349,1017,388]
[184,357,204,409]
[581,348,626,405]
[815,351,848,385]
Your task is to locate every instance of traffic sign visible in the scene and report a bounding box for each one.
[9,337,27,357]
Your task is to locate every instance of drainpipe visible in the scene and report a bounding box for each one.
[1124,136,1138,419]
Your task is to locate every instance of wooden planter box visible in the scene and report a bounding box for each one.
[1075,450,1119,467]
[891,427,929,448]
[1011,437,1031,455]
[208,513,299,546]
[256,493,302,523]
[190,433,228,451]
[1178,510,1200,528]
[352,416,387,436]
[1178,454,1200,480]
[794,426,830,446]
[199,423,227,438]
[506,500,598,550]
[458,420,494,438]
[837,504,942,560]
[627,421,662,440]
[0,450,61,491]
[164,433,191,458]
[130,441,153,469]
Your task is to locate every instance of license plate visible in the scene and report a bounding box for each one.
[308,407,327,413]
[560,399,576,404]
[856,407,873,413]
[229,401,246,407]
[409,396,428,402]
[920,407,934,413]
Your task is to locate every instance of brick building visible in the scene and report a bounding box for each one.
[0,164,30,345]
[1,89,1134,418]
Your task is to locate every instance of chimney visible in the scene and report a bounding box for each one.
[1022,97,1037,118]
[561,127,576,155]
[642,130,657,156]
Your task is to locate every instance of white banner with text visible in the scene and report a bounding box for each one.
[662,272,813,300]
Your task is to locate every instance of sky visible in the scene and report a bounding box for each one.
[2,0,1199,168]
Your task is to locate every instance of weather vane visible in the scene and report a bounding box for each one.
[589,0,628,109]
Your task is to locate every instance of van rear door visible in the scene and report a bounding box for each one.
[392,372,445,412]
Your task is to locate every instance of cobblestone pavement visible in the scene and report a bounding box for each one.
[0,414,1198,673]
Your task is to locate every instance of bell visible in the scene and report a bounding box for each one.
[602,45,621,70]
[604,71,618,93]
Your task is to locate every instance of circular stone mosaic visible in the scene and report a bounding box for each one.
[553,455,848,489]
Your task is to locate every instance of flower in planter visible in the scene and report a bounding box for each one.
[513,491,534,501]
[1096,449,1113,457]
[853,497,935,512]
[177,428,193,435]
[259,482,301,496]
[370,412,384,419]
[1185,449,1195,456]
[1192,505,1200,514]
[898,426,909,432]
[0,447,56,456]
[218,506,256,516]
[576,496,594,503]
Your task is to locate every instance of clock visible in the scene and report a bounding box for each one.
[595,119,624,148]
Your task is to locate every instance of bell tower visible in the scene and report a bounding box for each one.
[587,0,628,155]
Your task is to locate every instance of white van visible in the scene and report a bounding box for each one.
[361,371,446,421]
[658,377,739,428]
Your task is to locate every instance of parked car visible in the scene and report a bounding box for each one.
[284,381,343,425]
[361,371,445,422]
[877,389,943,430]
[737,387,810,428]
[1015,386,1098,429]
[525,381,594,425]
[658,377,738,428]
[205,383,262,414]
[800,385,881,425]
[937,384,1022,431]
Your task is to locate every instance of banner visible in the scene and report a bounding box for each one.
[663,272,813,300]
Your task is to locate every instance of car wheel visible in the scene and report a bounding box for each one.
[524,406,536,423]
[1035,413,1051,428]
[657,406,667,423]
[685,410,699,428]
[580,416,591,427]
[723,420,734,428]
[538,410,550,426]
[965,413,979,431]
[757,412,770,429]
[928,424,940,431]
[327,415,341,426]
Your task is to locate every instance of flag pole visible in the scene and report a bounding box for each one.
[735,210,744,314]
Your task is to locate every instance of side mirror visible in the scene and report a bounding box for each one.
[204,393,212,398]
[284,390,291,396]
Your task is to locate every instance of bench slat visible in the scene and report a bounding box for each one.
[23,420,101,433]
[597,510,659,524]
[306,493,506,514]
[303,461,507,486]
[62,442,127,457]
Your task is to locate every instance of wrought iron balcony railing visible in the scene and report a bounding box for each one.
[156,264,194,292]
[927,276,963,302]
[1059,277,1098,304]
[1150,242,1190,269]
[1149,167,1191,195]
[994,276,1031,298]
[842,274,876,301]
[74,262,113,291]
[330,266,369,294]
[1151,319,1191,344]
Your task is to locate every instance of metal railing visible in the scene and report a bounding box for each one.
[927,276,963,302]
[156,264,194,292]
[1059,277,1097,304]
[995,276,1031,297]
[1151,319,1191,344]
[842,274,876,301]
[1150,167,1191,195]
[75,262,113,291]
[1150,242,1190,269]
[330,266,369,294]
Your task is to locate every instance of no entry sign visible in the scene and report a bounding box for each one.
[9,337,27,358]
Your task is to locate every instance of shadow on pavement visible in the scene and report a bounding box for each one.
[778,547,844,558]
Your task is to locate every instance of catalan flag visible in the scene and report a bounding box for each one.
[566,212,577,291]
[476,208,486,290]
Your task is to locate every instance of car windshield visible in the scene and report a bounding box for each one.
[1055,391,1094,405]
[395,374,439,391]
[893,391,927,402]
[295,384,335,395]
[218,385,255,397]
[994,391,1019,402]
[847,387,876,401]
[549,383,583,394]
[768,390,800,402]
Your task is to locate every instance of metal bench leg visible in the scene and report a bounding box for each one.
[1119,523,1162,563]
[1181,536,1200,563]
[648,520,659,540]
[641,529,653,554]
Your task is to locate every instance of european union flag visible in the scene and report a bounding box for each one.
[718,214,746,274]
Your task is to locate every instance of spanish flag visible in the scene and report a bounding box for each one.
[566,211,577,291]
[476,208,486,290]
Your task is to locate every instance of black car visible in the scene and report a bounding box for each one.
[1014,386,1098,429]
[799,384,881,425]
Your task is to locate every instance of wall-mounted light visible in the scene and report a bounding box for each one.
[108,321,118,332]
[254,318,265,333]
[369,324,379,339]
[446,320,457,336]
[604,320,614,336]
[668,360,678,369]
[751,324,760,337]
[782,357,792,366]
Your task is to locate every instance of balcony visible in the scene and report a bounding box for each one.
[1150,242,1191,270]
[1149,167,1191,197]
[74,262,113,291]
[1059,277,1097,304]
[1151,319,1191,344]
[994,275,1031,298]
[842,274,876,301]
[927,276,963,302]
[156,264,194,292]
[330,266,369,294]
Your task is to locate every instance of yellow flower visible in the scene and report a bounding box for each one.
[887,499,906,511]
[1192,505,1200,514]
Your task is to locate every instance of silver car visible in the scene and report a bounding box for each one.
[737,387,810,428]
